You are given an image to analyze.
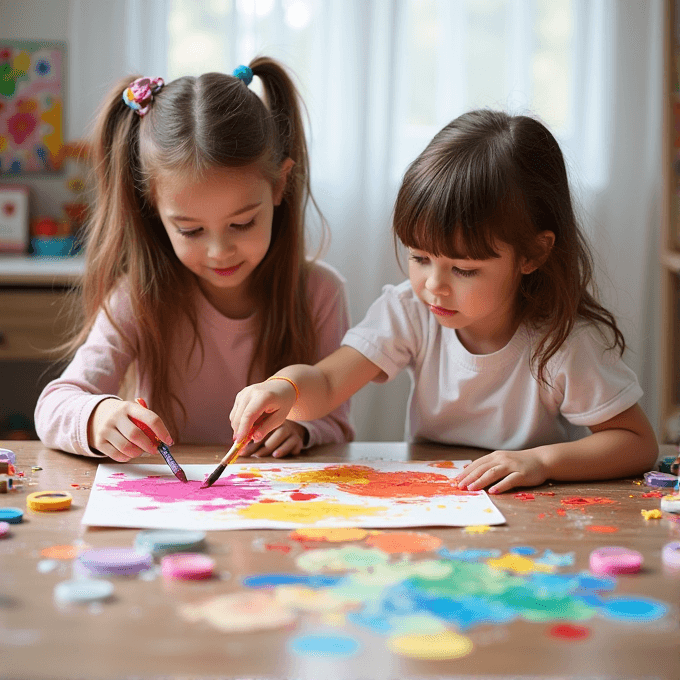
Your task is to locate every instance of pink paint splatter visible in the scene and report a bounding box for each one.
[100,473,265,507]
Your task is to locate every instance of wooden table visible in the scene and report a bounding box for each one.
[2,440,679,679]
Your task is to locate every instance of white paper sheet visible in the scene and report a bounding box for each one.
[81,461,506,530]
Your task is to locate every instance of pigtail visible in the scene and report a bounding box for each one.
[58,75,191,440]
[247,57,326,381]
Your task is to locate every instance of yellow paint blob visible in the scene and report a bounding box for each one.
[40,98,63,161]
[13,51,30,73]
[276,468,371,486]
[289,527,370,542]
[641,508,662,520]
[486,553,555,574]
[238,500,388,524]
[464,525,490,533]
[387,631,473,660]
[274,585,348,612]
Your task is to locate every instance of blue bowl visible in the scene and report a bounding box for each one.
[31,236,76,257]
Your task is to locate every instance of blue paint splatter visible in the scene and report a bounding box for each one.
[242,573,340,589]
[289,634,361,658]
[600,597,668,622]
[509,546,537,555]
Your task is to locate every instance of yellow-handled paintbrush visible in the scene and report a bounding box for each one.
[200,419,262,489]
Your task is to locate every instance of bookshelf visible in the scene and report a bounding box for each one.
[661,0,680,442]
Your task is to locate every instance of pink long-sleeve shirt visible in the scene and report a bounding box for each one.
[35,260,354,456]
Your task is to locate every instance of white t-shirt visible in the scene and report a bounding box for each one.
[342,280,643,450]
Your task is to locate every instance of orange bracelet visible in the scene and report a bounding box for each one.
[266,376,300,402]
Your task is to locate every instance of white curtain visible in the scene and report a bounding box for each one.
[67,0,663,441]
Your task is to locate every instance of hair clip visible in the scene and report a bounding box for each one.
[122,76,165,117]
[232,65,253,86]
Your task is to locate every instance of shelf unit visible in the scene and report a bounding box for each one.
[661,0,680,441]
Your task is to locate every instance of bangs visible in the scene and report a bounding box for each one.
[393,121,525,261]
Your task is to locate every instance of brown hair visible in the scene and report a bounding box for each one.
[62,57,325,439]
[393,109,624,384]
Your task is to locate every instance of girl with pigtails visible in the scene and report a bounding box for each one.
[36,58,354,461]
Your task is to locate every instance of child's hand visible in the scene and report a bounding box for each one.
[454,448,549,494]
[239,420,307,459]
[88,398,173,462]
[230,379,298,445]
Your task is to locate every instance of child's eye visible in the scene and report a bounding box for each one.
[453,267,478,278]
[178,228,202,238]
[232,218,256,231]
[410,254,429,264]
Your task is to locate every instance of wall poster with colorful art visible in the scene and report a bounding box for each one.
[0,41,65,174]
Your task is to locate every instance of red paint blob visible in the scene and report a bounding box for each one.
[548,624,590,640]
[556,508,566,516]
[290,492,319,501]
[586,525,619,533]
[561,497,616,506]
[265,543,292,554]
[513,492,535,501]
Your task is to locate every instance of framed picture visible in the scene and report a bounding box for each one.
[0,185,29,252]
[0,40,66,174]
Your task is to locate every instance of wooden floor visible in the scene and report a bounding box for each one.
[2,440,679,680]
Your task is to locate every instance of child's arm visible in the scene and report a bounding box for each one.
[455,403,659,494]
[231,346,383,444]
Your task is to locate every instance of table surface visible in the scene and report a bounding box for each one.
[2,440,679,680]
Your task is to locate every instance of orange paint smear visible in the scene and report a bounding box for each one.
[561,497,617,506]
[237,473,261,479]
[556,508,566,516]
[513,493,535,501]
[641,491,663,498]
[365,531,443,553]
[277,465,473,499]
[586,525,619,533]
[40,544,79,559]
[429,461,456,468]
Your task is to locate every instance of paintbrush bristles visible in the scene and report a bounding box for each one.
[200,441,243,489]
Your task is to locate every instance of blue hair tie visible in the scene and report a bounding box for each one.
[233,65,253,86]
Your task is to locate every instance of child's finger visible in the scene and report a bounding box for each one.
[466,464,507,491]
[488,471,524,495]
[130,405,173,447]
[272,435,303,458]
[102,431,145,462]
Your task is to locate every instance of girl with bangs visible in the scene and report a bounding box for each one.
[35,57,353,461]
[230,109,657,493]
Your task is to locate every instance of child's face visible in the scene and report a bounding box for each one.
[155,163,289,317]
[408,239,526,352]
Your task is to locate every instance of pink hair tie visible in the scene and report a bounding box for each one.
[122,76,165,117]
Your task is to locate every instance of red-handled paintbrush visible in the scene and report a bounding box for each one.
[129,398,188,483]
